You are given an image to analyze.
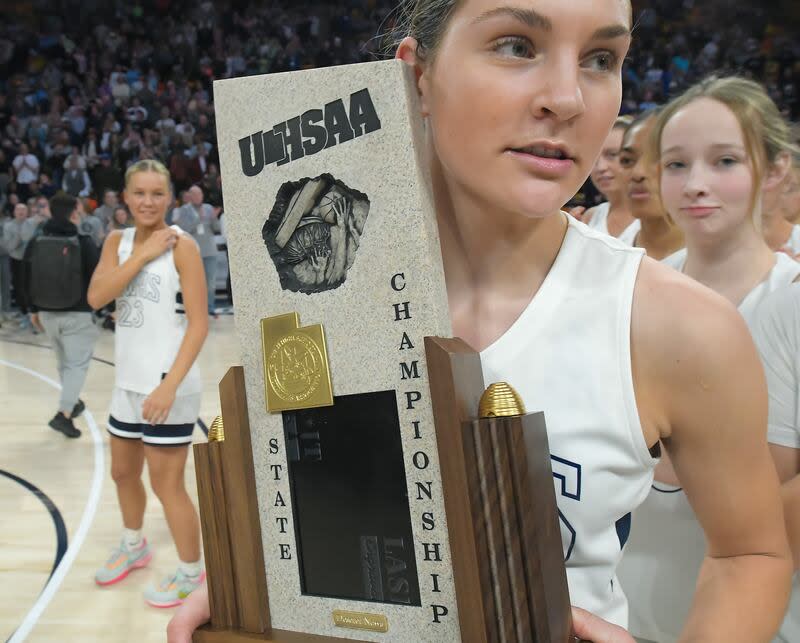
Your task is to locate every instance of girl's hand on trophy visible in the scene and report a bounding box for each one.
[571,606,635,643]
[167,580,210,643]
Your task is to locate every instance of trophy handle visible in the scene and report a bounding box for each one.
[194,367,270,641]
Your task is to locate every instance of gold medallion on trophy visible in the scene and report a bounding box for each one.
[261,312,334,412]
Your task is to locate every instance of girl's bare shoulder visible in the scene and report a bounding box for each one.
[173,229,201,261]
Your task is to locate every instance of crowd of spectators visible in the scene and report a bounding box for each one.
[0,0,797,315]
[622,0,799,120]
[0,0,403,221]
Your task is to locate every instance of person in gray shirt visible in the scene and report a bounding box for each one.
[93,189,119,228]
[76,198,105,248]
[0,212,11,318]
[2,203,34,323]
[26,193,101,438]
[172,185,220,315]
[21,205,47,239]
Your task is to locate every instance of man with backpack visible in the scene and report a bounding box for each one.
[25,192,100,438]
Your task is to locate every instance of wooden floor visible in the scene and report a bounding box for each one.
[0,314,240,643]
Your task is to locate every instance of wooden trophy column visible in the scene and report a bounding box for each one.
[426,338,575,643]
[193,367,355,643]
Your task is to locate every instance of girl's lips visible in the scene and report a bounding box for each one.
[507,149,575,178]
[682,206,720,217]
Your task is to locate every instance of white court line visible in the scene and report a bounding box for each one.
[0,358,105,643]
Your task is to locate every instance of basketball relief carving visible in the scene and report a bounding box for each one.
[262,174,370,294]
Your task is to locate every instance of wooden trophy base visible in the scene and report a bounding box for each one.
[193,626,358,643]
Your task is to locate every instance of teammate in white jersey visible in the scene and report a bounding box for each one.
[583,115,640,243]
[619,77,800,642]
[752,284,800,643]
[88,160,209,608]
[168,2,792,641]
[617,111,684,260]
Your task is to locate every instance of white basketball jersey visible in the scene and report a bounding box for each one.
[481,216,657,628]
[586,201,641,246]
[752,285,800,642]
[618,219,641,247]
[661,248,685,269]
[618,252,800,642]
[785,225,800,256]
[586,202,611,232]
[114,226,201,396]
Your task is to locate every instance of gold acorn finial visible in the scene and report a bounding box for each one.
[208,415,225,442]
[478,382,525,419]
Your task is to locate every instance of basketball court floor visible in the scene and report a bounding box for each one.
[0,316,239,643]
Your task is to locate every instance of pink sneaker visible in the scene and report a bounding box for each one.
[95,538,152,586]
[144,570,206,608]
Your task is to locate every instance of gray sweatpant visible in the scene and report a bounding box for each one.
[39,311,99,415]
[0,255,11,313]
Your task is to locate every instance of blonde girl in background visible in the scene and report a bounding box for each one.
[88,159,209,608]
[619,76,800,643]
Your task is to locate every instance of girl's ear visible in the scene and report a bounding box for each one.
[762,151,792,193]
[396,37,431,118]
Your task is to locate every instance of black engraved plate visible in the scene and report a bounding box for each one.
[283,390,421,606]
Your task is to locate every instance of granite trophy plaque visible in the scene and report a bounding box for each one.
[193,60,576,643]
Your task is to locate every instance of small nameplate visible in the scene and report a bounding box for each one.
[332,610,389,633]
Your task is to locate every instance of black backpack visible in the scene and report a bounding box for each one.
[28,235,83,310]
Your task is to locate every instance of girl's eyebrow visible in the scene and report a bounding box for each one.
[473,7,552,31]
[662,143,746,155]
[472,6,630,40]
[591,24,631,40]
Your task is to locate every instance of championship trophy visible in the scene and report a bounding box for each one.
[193,60,578,643]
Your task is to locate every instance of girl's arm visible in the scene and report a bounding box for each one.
[161,234,208,391]
[141,234,208,425]
[752,284,800,567]
[87,227,177,309]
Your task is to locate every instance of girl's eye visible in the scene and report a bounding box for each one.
[493,36,535,59]
[619,155,635,168]
[583,51,619,72]
[717,157,738,167]
[664,161,686,171]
